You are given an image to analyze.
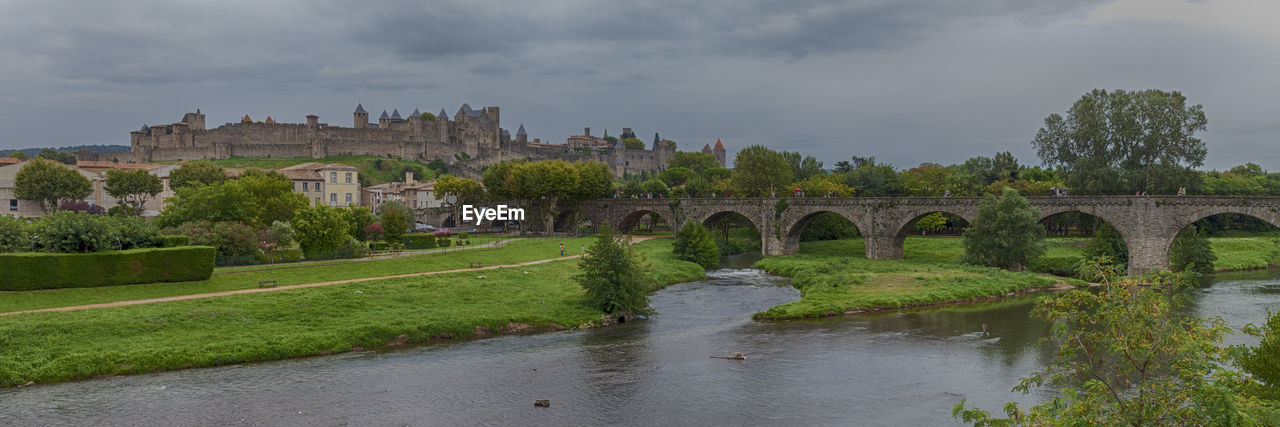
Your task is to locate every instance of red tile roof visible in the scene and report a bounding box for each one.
[714,139,725,150]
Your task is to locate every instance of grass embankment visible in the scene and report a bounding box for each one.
[198,156,440,186]
[1211,236,1280,271]
[753,238,1085,320]
[0,237,597,313]
[0,238,705,387]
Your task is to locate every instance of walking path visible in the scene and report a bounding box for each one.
[0,234,664,317]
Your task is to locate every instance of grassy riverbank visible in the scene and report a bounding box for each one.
[0,237,596,313]
[753,238,1084,320]
[0,238,704,387]
[1211,236,1280,271]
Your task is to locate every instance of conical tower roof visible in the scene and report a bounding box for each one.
[391,109,402,120]
[354,103,368,115]
[380,110,390,119]
[438,108,448,120]
[516,124,527,135]
[714,139,725,150]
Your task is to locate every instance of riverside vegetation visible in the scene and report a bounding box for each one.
[0,237,704,387]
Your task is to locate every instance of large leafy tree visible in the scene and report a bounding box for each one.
[731,145,793,197]
[236,170,309,227]
[1170,224,1216,275]
[14,157,92,213]
[961,187,1045,270]
[379,204,409,243]
[155,170,306,228]
[843,160,902,197]
[901,163,951,196]
[433,176,485,206]
[576,223,653,316]
[292,205,351,258]
[169,160,228,189]
[791,174,855,197]
[105,168,162,214]
[668,152,720,173]
[782,151,824,181]
[1032,89,1208,194]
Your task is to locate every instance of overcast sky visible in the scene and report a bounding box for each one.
[1,0,1276,170]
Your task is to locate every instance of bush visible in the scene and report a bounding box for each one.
[164,220,258,257]
[294,206,351,259]
[673,221,720,269]
[104,215,160,250]
[1083,222,1128,272]
[32,210,112,253]
[575,224,653,316]
[0,246,216,291]
[0,216,31,252]
[1171,225,1216,275]
[158,235,190,248]
[269,220,296,246]
[439,237,452,247]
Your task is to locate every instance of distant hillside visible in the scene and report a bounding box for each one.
[5,145,131,158]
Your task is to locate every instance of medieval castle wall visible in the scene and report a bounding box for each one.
[130,105,721,178]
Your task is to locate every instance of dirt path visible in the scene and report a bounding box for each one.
[0,234,667,317]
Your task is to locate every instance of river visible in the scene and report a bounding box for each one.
[3,257,1279,426]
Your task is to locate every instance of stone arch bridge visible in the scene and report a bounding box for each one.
[574,196,1280,276]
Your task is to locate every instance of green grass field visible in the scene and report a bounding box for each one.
[193,155,441,185]
[0,238,705,387]
[0,237,597,313]
[754,238,1083,320]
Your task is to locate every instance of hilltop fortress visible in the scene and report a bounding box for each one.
[129,104,726,177]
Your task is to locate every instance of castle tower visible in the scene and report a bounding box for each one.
[516,123,528,144]
[408,108,422,135]
[353,104,369,129]
[438,108,448,121]
[379,110,390,128]
[713,139,726,167]
[306,114,319,127]
[264,116,275,125]
[182,109,206,130]
[701,144,713,154]
[390,109,403,123]
[241,114,252,124]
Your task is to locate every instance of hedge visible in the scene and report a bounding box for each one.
[403,234,438,249]
[0,246,216,291]
[159,235,190,247]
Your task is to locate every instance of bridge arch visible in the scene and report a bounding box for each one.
[781,210,865,255]
[616,208,676,234]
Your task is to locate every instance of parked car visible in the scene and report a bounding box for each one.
[414,223,437,233]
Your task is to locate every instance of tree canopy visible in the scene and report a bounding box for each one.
[105,168,163,214]
[731,145,793,197]
[1032,89,1208,194]
[169,160,228,189]
[962,187,1045,270]
[14,157,92,213]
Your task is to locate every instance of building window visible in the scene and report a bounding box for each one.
[8,199,16,211]
[345,173,352,184]
[345,193,353,204]
[330,172,337,184]
[302,182,308,191]
[330,193,337,206]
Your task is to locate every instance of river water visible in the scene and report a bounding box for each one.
[3,257,1279,426]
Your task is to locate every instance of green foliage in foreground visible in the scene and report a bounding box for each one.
[1235,310,1280,401]
[672,221,721,269]
[0,246,215,291]
[1171,224,1217,275]
[962,187,1045,270]
[576,225,654,316]
[754,238,1078,319]
[0,238,702,387]
[955,262,1280,425]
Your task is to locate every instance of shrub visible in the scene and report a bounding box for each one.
[0,216,31,252]
[294,206,351,259]
[438,237,452,247]
[1171,225,1216,275]
[32,210,112,253]
[575,224,653,316]
[0,246,215,291]
[673,221,720,269]
[164,220,258,257]
[159,234,190,247]
[269,220,295,246]
[104,215,160,250]
[56,200,105,215]
[1083,222,1128,272]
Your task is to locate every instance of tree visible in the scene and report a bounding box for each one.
[668,152,720,173]
[433,176,485,206]
[620,137,646,150]
[155,170,305,229]
[1234,310,1280,401]
[791,174,855,197]
[9,151,28,160]
[913,212,947,235]
[37,148,76,164]
[782,151,824,181]
[293,205,351,258]
[833,160,853,173]
[104,168,162,214]
[962,187,1045,270]
[955,265,1279,425]
[1032,89,1208,194]
[236,169,309,227]
[14,157,92,213]
[1170,224,1215,275]
[731,145,793,197]
[169,160,227,189]
[658,167,693,188]
[901,163,951,196]
[640,178,669,196]
[1083,222,1128,273]
[575,223,653,316]
[673,221,720,269]
[343,206,376,241]
[379,206,408,244]
[843,162,902,197]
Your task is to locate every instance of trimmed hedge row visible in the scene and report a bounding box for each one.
[159,235,190,247]
[0,246,216,291]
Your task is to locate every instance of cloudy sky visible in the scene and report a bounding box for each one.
[1,0,1276,170]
